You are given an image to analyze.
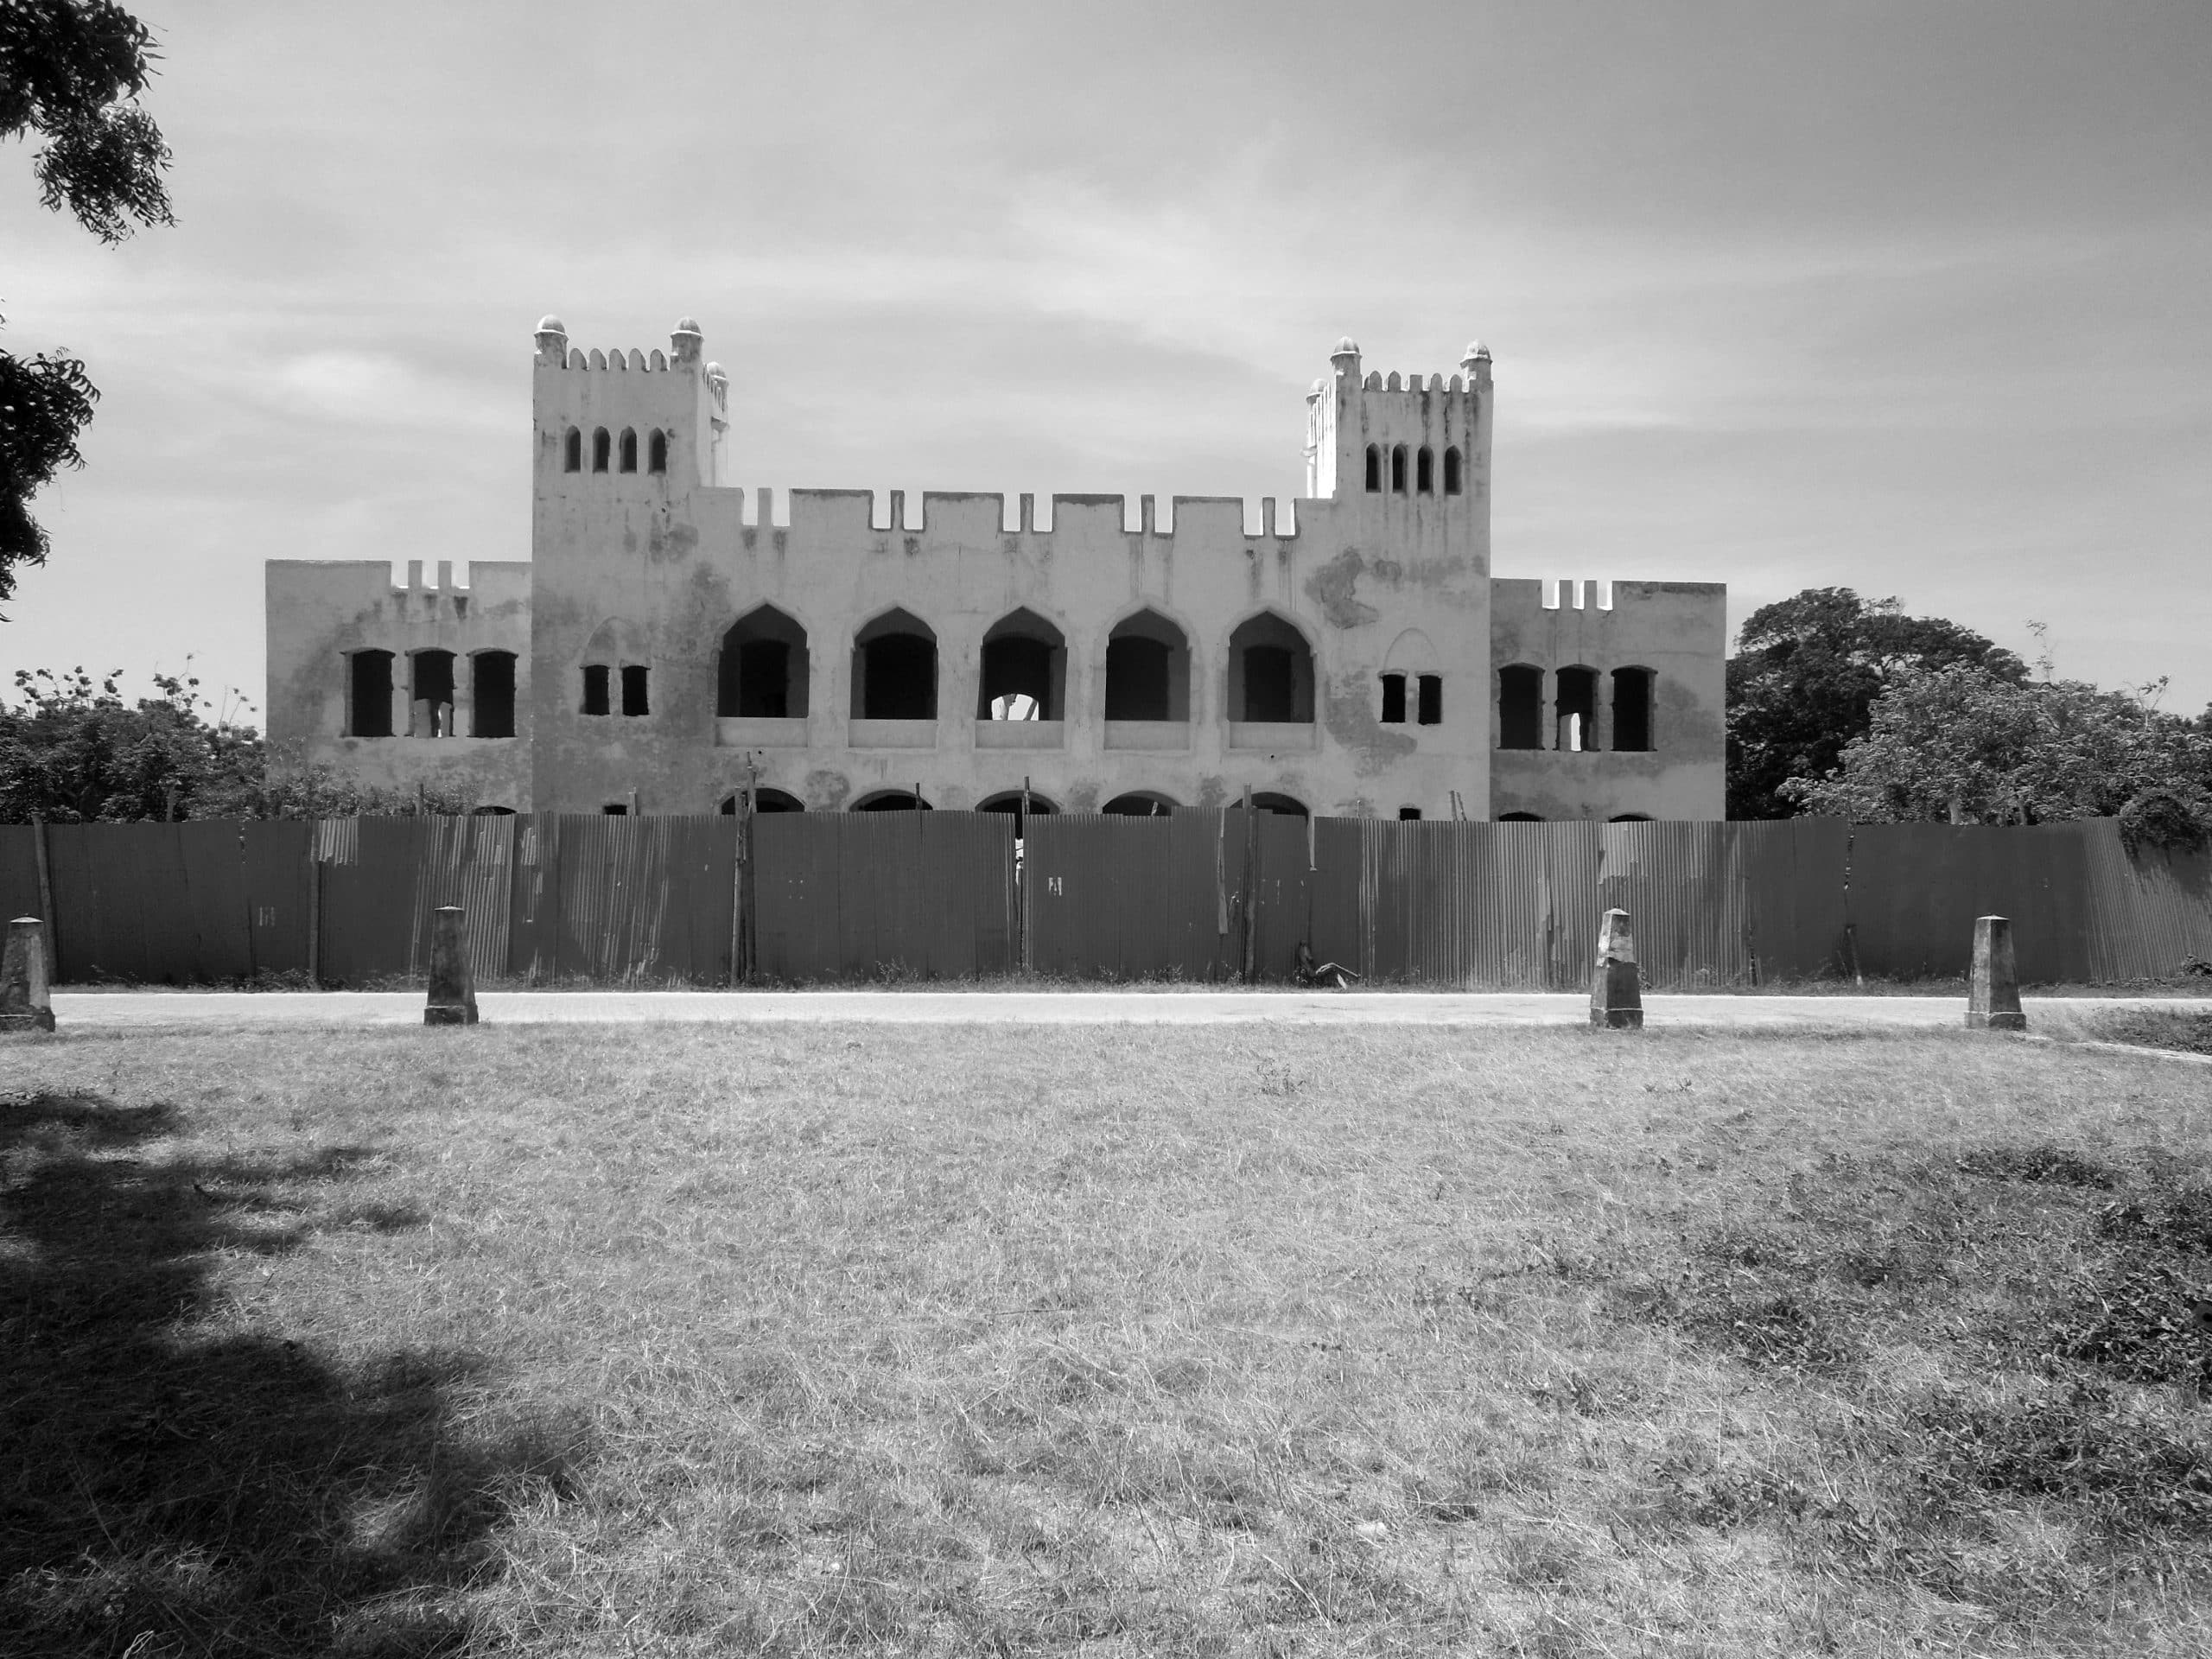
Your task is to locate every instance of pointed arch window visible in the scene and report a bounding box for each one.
[1443,446,1463,495]
[1416,446,1434,494]
[618,429,638,473]
[1363,445,1382,493]
[591,428,610,473]
[647,429,668,474]
[563,427,582,472]
[1390,444,1408,494]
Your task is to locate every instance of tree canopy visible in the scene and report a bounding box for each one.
[1,0,174,609]
[1726,588,2025,819]
[1,667,477,821]
[1782,664,2212,849]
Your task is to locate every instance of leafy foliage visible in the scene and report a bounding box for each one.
[1,1,174,605]
[0,666,478,821]
[1725,588,2024,820]
[1780,664,2212,840]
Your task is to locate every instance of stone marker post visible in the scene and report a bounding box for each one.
[1967,915,2025,1031]
[2,917,56,1033]
[424,906,480,1027]
[1590,907,1643,1030]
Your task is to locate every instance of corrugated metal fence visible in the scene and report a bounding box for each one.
[0,812,2205,987]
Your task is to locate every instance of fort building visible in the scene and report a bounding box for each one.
[264,319,1726,820]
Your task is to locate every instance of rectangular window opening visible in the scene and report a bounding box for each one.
[471,652,517,738]
[1379,673,1407,725]
[621,664,651,716]
[581,664,610,716]
[1416,674,1442,726]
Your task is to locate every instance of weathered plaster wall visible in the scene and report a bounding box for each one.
[1487,578,1726,820]
[523,330,1495,819]
[264,558,533,809]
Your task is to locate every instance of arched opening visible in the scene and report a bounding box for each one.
[1498,811,1545,822]
[1497,664,1543,750]
[470,650,517,737]
[851,790,932,811]
[347,649,394,738]
[1104,609,1191,722]
[977,608,1065,721]
[851,609,938,720]
[591,428,610,473]
[1390,444,1408,494]
[618,428,639,473]
[1555,665,1598,752]
[1228,613,1314,723]
[1611,666,1656,752]
[647,429,668,474]
[721,788,805,814]
[1380,672,1407,724]
[1103,791,1179,816]
[472,805,516,816]
[581,664,610,716]
[1230,791,1307,817]
[1416,446,1434,494]
[1363,445,1382,493]
[1443,446,1463,495]
[1608,814,1653,823]
[563,428,582,472]
[978,790,1059,832]
[601,802,628,816]
[1398,805,1422,821]
[409,649,456,736]
[718,605,810,718]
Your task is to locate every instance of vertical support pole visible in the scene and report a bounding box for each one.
[1241,785,1258,984]
[1020,774,1033,973]
[1,917,55,1032]
[1967,915,2026,1030]
[306,836,322,987]
[1591,907,1643,1030]
[32,817,58,984]
[424,905,479,1026]
[626,787,639,817]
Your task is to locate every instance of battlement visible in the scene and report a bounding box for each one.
[1360,370,1478,396]
[716,486,1304,540]
[531,315,718,386]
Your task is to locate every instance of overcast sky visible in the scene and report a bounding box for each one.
[4,0,2208,721]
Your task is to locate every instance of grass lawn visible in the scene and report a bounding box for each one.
[6,1022,2212,1656]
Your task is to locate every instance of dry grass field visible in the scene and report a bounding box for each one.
[6,1020,2212,1656]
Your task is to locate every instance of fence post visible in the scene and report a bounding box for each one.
[31,817,57,983]
[1,917,55,1032]
[424,905,479,1026]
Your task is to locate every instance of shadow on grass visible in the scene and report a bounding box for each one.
[0,1091,576,1658]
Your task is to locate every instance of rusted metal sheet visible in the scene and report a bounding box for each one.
[241,819,313,977]
[315,817,428,983]
[1845,824,2092,982]
[1249,811,1315,977]
[837,811,1015,978]
[39,822,253,983]
[541,813,736,983]
[0,825,43,933]
[2075,817,2212,979]
[1598,821,1750,988]
[751,811,840,981]
[1735,818,1850,982]
[1027,811,1235,980]
[410,813,516,978]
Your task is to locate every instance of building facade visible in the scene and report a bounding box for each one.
[265,319,1725,819]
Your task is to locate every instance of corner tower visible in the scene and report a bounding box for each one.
[530,315,729,499]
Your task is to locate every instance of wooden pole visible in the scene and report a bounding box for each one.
[1241,785,1257,984]
[32,817,57,983]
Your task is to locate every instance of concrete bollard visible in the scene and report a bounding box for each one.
[424,906,480,1027]
[1590,907,1643,1030]
[1967,914,2025,1031]
[1,917,56,1033]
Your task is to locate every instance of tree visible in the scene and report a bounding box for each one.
[1,0,174,608]
[1726,588,2025,819]
[0,667,479,821]
[1782,664,2212,847]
